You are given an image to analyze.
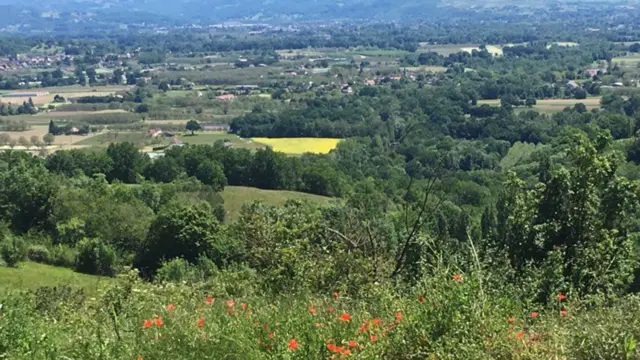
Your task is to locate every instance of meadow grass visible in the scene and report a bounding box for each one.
[221,186,333,220]
[0,261,111,295]
[179,132,265,150]
[250,138,341,154]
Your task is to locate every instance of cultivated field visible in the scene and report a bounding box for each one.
[221,186,333,220]
[546,42,579,49]
[478,97,602,112]
[179,132,266,150]
[404,65,448,72]
[418,44,504,56]
[0,125,95,145]
[613,54,640,67]
[0,85,131,105]
[250,137,342,154]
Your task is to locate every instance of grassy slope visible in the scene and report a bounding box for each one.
[222,186,333,220]
[178,132,265,150]
[0,262,110,294]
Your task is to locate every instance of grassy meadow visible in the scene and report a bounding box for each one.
[0,261,110,294]
[478,97,602,113]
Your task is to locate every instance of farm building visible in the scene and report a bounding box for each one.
[2,91,50,98]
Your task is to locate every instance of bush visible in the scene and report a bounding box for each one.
[0,236,26,267]
[26,245,51,264]
[75,238,117,276]
[49,244,78,268]
[155,258,197,283]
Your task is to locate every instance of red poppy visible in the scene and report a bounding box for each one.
[370,334,378,342]
[153,318,164,327]
[348,340,357,348]
[138,358,143,360]
[560,309,568,317]
[333,292,339,299]
[342,349,352,356]
[197,318,204,328]
[453,274,463,282]
[531,312,539,319]
[335,346,344,354]
[206,296,214,305]
[287,338,299,351]
[395,311,403,323]
[315,322,322,329]
[508,317,515,324]
[326,307,335,313]
[418,296,425,303]
[339,312,352,322]
[268,332,275,339]
[371,318,382,326]
[516,331,524,339]
[327,343,337,352]
[358,322,368,333]
[226,299,235,308]
[241,303,247,311]
[166,304,175,311]
[309,305,317,315]
[143,320,152,328]
[557,294,566,301]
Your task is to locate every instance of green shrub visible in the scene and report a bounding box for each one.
[26,245,51,264]
[0,236,26,267]
[49,244,78,268]
[75,238,117,276]
[155,258,197,283]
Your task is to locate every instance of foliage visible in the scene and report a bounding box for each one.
[26,245,51,264]
[75,238,117,277]
[0,235,26,267]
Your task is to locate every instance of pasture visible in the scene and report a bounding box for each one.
[0,125,95,145]
[178,132,265,150]
[404,65,448,73]
[419,44,504,56]
[221,186,333,220]
[74,132,164,148]
[250,137,341,154]
[613,54,640,67]
[0,262,110,295]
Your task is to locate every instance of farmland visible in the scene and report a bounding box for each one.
[477,97,602,112]
[250,137,342,154]
[612,53,640,67]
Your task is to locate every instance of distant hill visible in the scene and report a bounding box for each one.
[0,0,633,30]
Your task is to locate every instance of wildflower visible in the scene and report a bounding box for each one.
[516,331,524,339]
[206,296,214,305]
[143,320,152,328]
[327,343,337,352]
[166,304,175,311]
[333,291,339,299]
[268,332,275,339]
[531,312,539,319]
[226,299,235,308]
[197,318,204,328]
[153,318,164,327]
[453,274,463,282]
[335,346,344,354]
[371,318,382,326]
[395,311,403,323]
[315,322,322,328]
[241,303,247,311]
[339,312,352,322]
[557,294,567,301]
[348,340,357,348]
[309,305,317,315]
[138,358,143,360]
[358,322,368,333]
[508,317,515,324]
[370,334,378,342]
[418,296,425,303]
[342,349,352,356]
[287,338,299,351]
[560,309,568,317]
[326,307,335,313]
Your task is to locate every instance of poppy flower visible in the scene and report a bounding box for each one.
[333,292,339,299]
[358,322,368,333]
[342,349,352,356]
[287,338,299,351]
[268,332,275,339]
[395,311,403,323]
[326,307,335,313]
[370,335,378,342]
[418,296,425,303]
[143,320,152,328]
[508,317,515,324]
[206,296,214,305]
[335,346,344,354]
[138,358,143,360]
[309,305,317,315]
[153,318,164,327]
[226,299,235,308]
[348,340,357,348]
[516,331,524,339]
[371,318,382,326]
[315,322,322,328]
[166,304,175,311]
[197,318,204,328]
[327,343,337,352]
[453,274,463,282]
[241,303,247,311]
[560,309,568,317]
[339,312,352,322]
[531,312,539,319]
[557,294,566,301]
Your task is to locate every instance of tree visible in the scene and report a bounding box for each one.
[18,136,30,148]
[158,81,170,92]
[186,120,201,135]
[75,238,116,276]
[0,133,10,147]
[143,156,182,183]
[106,142,148,184]
[43,133,55,146]
[136,203,222,275]
[195,161,227,191]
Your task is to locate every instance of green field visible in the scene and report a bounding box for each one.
[0,262,110,294]
[612,54,640,67]
[179,132,266,150]
[221,186,333,220]
[478,97,601,113]
[75,132,166,148]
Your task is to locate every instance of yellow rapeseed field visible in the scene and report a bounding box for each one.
[251,138,341,154]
